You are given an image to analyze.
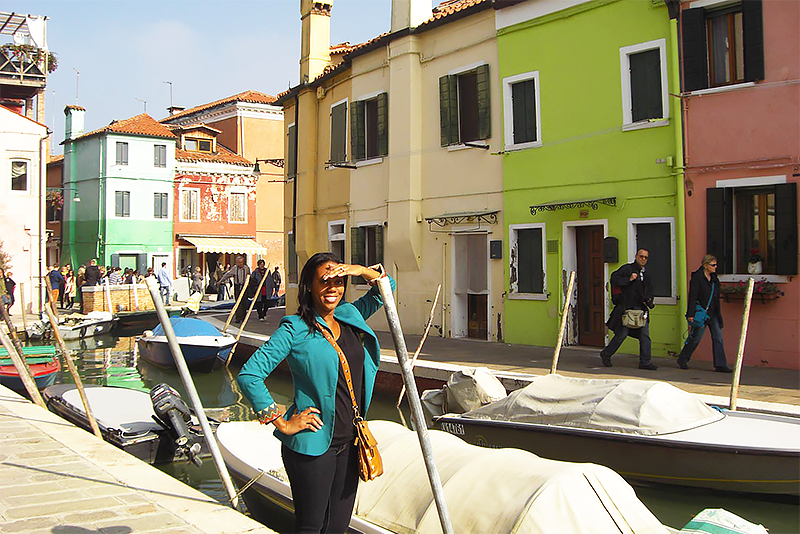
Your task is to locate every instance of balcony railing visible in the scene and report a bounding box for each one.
[0,44,51,90]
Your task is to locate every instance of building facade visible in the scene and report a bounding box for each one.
[680,0,799,369]
[278,0,505,339]
[61,108,176,273]
[496,0,687,356]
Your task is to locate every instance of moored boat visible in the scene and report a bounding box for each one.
[57,311,118,340]
[433,374,800,496]
[136,317,235,372]
[217,419,670,534]
[0,346,60,392]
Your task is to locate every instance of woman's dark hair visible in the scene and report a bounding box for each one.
[297,252,346,333]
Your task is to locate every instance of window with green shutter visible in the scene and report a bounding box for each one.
[350,224,384,284]
[629,49,663,123]
[287,124,297,178]
[350,93,388,162]
[511,78,537,145]
[350,101,366,161]
[115,191,130,218]
[330,101,347,164]
[439,64,491,147]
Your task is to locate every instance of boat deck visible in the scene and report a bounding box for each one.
[0,384,276,534]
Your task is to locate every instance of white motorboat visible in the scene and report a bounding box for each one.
[217,419,670,534]
[433,374,800,496]
[27,311,118,341]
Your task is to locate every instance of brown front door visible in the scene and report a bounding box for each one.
[468,294,488,339]
[576,225,605,347]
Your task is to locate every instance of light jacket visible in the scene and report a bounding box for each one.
[238,276,395,456]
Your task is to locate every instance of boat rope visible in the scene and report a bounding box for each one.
[233,469,266,501]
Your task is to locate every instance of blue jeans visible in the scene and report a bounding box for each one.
[678,313,727,368]
[160,286,170,306]
[601,323,652,365]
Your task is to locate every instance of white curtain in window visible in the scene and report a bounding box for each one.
[230,193,245,222]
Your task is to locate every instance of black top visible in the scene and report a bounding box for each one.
[84,265,101,286]
[686,267,723,327]
[331,323,365,446]
[606,262,655,332]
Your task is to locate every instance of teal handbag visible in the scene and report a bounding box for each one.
[691,282,715,328]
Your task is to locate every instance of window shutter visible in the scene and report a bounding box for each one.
[287,125,297,178]
[630,49,663,122]
[517,228,543,294]
[136,253,148,273]
[110,254,120,269]
[350,226,366,284]
[161,194,168,218]
[742,0,765,82]
[512,80,537,144]
[330,102,347,163]
[706,187,733,273]
[476,64,491,140]
[375,225,384,265]
[439,75,459,146]
[350,101,366,161]
[154,193,159,218]
[774,182,797,275]
[124,192,130,217]
[681,8,709,92]
[377,93,388,157]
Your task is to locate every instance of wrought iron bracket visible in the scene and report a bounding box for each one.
[425,211,499,228]
[530,197,616,216]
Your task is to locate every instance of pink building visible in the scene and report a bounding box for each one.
[680,0,799,369]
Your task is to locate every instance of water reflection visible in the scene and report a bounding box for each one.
[50,334,799,533]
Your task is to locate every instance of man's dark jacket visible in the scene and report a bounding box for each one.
[606,262,654,332]
[84,265,102,286]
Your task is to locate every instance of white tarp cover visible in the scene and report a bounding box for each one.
[357,421,668,534]
[461,374,724,436]
[444,366,508,413]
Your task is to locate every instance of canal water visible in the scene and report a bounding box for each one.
[50,332,798,533]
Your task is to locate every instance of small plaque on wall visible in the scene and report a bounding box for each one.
[490,240,502,259]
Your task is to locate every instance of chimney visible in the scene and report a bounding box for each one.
[64,105,86,140]
[167,105,186,116]
[392,0,432,32]
[300,0,333,83]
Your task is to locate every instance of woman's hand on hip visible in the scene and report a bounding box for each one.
[274,407,323,435]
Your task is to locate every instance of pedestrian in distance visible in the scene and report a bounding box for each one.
[0,268,14,315]
[191,266,204,295]
[48,265,66,306]
[157,262,172,306]
[108,266,123,285]
[219,255,251,323]
[600,248,658,370]
[238,252,392,534]
[272,266,282,298]
[677,255,733,372]
[252,259,274,322]
[59,266,69,307]
[64,268,75,309]
[84,259,102,286]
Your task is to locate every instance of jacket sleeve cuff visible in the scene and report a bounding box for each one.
[255,403,283,425]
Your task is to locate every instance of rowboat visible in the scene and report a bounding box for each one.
[136,317,235,372]
[0,345,60,392]
[26,311,117,341]
[433,374,800,496]
[217,419,670,534]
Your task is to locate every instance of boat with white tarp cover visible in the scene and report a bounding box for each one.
[218,419,670,534]
[432,374,800,496]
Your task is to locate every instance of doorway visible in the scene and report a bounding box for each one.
[452,234,489,340]
[576,225,605,347]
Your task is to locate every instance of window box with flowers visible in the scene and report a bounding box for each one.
[720,279,785,304]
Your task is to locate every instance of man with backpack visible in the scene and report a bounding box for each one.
[600,248,657,370]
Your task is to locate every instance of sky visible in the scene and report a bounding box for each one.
[3,0,392,154]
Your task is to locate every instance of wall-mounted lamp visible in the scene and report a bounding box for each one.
[252,158,290,182]
[48,186,81,202]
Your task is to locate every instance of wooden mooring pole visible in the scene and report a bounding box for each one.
[0,328,46,408]
[729,277,755,411]
[227,268,268,366]
[222,274,251,334]
[551,271,576,374]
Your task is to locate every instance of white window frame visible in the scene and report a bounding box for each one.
[619,38,670,131]
[442,61,492,150]
[353,92,385,167]
[228,189,247,224]
[508,222,548,300]
[179,187,200,222]
[114,190,131,218]
[503,71,542,151]
[115,141,129,165]
[9,159,30,194]
[627,217,677,305]
[714,175,790,283]
[328,98,348,169]
[328,219,347,261]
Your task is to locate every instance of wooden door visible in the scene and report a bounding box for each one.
[468,294,488,339]
[576,226,605,347]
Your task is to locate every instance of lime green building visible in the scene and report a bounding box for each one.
[496,0,687,358]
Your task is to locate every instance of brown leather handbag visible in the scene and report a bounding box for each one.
[321,327,384,482]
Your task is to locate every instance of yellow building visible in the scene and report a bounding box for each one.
[277,0,504,340]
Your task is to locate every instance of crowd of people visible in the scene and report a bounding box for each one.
[44,260,151,310]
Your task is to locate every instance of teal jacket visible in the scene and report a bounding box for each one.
[237,277,395,456]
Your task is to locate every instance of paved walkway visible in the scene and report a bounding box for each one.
[0,385,275,534]
[206,306,800,409]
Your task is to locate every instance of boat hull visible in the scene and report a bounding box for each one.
[434,414,800,496]
[0,357,60,393]
[58,318,118,340]
[136,337,233,372]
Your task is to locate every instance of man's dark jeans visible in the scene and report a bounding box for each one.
[600,323,652,365]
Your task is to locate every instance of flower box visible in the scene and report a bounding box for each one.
[720,280,784,304]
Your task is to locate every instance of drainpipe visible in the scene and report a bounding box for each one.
[98,136,106,261]
[38,132,49,313]
[291,93,299,269]
[670,18,688,318]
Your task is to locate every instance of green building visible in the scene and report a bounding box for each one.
[496,0,686,358]
[62,106,176,272]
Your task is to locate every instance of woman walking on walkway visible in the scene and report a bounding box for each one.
[238,252,392,534]
[677,254,732,372]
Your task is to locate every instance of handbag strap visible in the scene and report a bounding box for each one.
[703,282,715,311]
[320,325,362,421]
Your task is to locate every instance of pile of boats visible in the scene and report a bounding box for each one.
[0,345,60,392]
[27,311,117,341]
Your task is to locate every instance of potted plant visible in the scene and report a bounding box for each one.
[747,248,763,275]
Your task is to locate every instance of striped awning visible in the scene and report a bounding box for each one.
[181,236,266,255]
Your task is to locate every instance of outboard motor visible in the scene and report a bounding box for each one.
[150,383,203,467]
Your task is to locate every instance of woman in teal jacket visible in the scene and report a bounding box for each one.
[238,252,394,534]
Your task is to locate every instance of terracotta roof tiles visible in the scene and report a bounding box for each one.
[71,114,176,142]
[161,90,276,122]
[175,144,252,167]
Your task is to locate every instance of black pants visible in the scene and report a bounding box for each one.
[600,323,652,365]
[233,283,247,322]
[256,295,272,319]
[281,442,358,534]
